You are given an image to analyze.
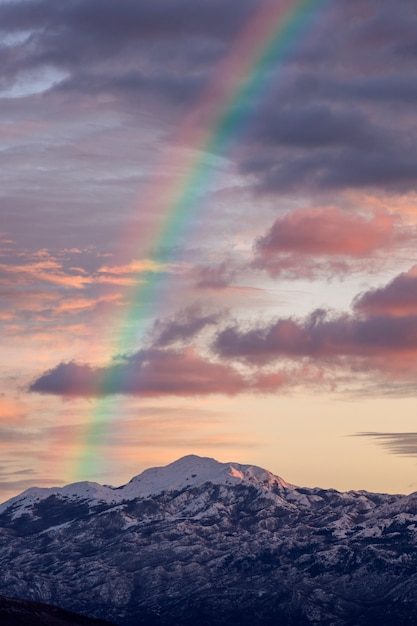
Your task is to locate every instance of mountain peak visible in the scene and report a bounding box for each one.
[124,454,292,497]
[0,455,291,517]
[0,455,407,626]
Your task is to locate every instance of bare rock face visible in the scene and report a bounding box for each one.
[1,455,417,625]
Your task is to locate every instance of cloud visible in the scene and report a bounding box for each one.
[354,266,417,317]
[4,0,417,407]
[152,304,223,347]
[213,262,417,383]
[0,0,254,42]
[0,246,126,340]
[354,432,417,457]
[97,259,166,275]
[256,208,397,257]
[0,258,92,289]
[249,104,377,150]
[0,477,65,500]
[214,309,417,365]
[28,263,417,397]
[234,1,417,196]
[0,0,256,106]
[0,426,40,443]
[0,397,27,423]
[29,347,251,397]
[311,73,417,107]
[253,207,403,278]
[2,0,417,270]
[193,261,237,290]
[0,467,64,504]
[241,142,417,195]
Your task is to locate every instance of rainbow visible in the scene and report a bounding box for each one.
[74,0,332,479]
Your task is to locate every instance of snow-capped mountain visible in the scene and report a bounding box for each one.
[0,455,290,519]
[1,455,417,625]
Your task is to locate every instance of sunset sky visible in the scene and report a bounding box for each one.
[2,0,417,502]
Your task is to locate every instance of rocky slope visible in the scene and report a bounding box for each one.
[1,455,417,625]
[0,594,115,625]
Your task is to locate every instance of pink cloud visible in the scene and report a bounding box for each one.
[29,342,293,398]
[0,245,129,344]
[0,258,92,289]
[253,207,404,278]
[0,396,27,423]
[29,347,248,397]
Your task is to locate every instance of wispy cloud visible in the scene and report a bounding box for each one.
[354,432,417,457]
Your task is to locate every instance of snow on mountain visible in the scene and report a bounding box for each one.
[121,454,291,498]
[1,454,416,626]
[0,455,290,518]
[0,481,120,519]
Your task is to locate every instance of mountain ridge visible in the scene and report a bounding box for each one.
[0,454,291,517]
[1,455,417,625]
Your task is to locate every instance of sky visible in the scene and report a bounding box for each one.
[2,0,417,502]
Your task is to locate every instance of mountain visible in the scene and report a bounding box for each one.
[0,594,116,626]
[1,455,417,625]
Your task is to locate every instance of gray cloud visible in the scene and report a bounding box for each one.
[354,432,417,457]
[0,0,255,44]
[248,104,377,150]
[213,310,417,363]
[0,0,256,102]
[193,262,237,290]
[1,0,416,259]
[152,304,223,347]
[354,267,417,317]
[241,138,417,194]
